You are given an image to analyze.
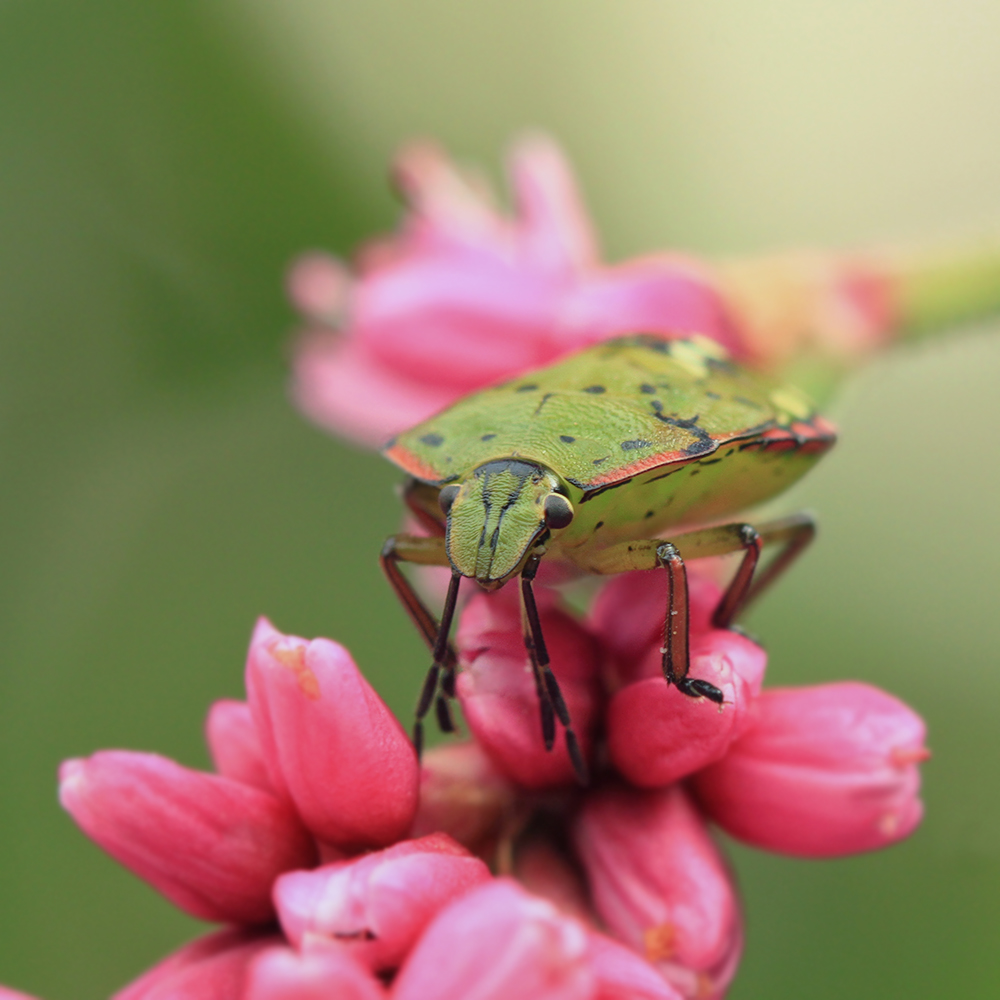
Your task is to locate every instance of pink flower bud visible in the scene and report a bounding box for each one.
[273,833,491,972]
[245,947,386,1000]
[409,742,515,855]
[588,570,723,689]
[607,630,766,787]
[392,879,596,1000]
[286,252,350,324]
[587,934,685,1000]
[692,682,928,857]
[573,785,742,1000]
[59,751,315,924]
[206,700,273,792]
[0,987,40,1000]
[455,588,601,789]
[113,928,279,1000]
[246,618,418,851]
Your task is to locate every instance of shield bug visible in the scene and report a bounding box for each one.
[381,334,835,782]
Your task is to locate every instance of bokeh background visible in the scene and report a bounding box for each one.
[2,2,999,996]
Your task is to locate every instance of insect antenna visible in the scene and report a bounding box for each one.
[413,570,462,756]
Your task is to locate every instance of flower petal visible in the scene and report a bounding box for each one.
[245,946,386,1000]
[113,928,279,1000]
[274,834,490,972]
[59,752,314,923]
[692,682,928,857]
[409,742,515,855]
[205,700,273,793]
[392,879,596,1000]
[573,785,742,1000]
[588,933,685,1000]
[246,619,418,852]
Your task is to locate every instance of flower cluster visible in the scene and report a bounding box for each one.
[290,134,899,448]
[1,561,925,1000]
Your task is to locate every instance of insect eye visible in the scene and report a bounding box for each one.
[543,493,574,529]
[438,484,460,516]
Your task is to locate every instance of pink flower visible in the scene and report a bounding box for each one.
[0,988,42,1000]
[574,785,742,1000]
[59,752,315,924]
[246,947,387,1000]
[691,682,929,857]
[60,618,420,928]
[290,135,742,447]
[113,927,279,1000]
[273,833,491,971]
[391,879,596,1000]
[245,618,418,852]
[408,741,516,856]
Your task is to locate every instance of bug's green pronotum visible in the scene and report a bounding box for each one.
[381,334,836,782]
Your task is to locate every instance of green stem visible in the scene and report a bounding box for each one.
[887,240,1000,341]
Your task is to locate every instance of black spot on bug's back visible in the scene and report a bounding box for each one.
[684,440,715,457]
[560,435,576,443]
[420,433,444,447]
[644,510,655,519]
[734,396,763,410]
[643,339,670,354]
[621,439,652,451]
[481,433,497,442]
[706,357,738,375]
[582,385,606,394]
[705,391,721,400]
[594,521,604,530]
[516,384,538,392]
[593,456,609,465]
[651,400,663,413]
[639,383,656,394]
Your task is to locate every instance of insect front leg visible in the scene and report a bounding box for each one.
[581,538,722,703]
[519,553,589,786]
[380,533,461,755]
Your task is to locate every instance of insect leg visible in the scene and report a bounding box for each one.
[520,554,589,786]
[655,542,725,704]
[658,513,817,628]
[379,533,460,754]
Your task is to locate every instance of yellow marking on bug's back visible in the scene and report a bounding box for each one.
[688,333,729,359]
[269,641,321,700]
[666,340,710,379]
[768,385,812,421]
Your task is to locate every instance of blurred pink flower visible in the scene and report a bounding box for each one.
[114,928,280,1000]
[290,135,742,447]
[246,947,386,1000]
[0,988,42,1000]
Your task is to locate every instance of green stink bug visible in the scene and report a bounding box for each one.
[381,334,835,782]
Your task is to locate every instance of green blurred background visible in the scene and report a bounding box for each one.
[2,1,999,996]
